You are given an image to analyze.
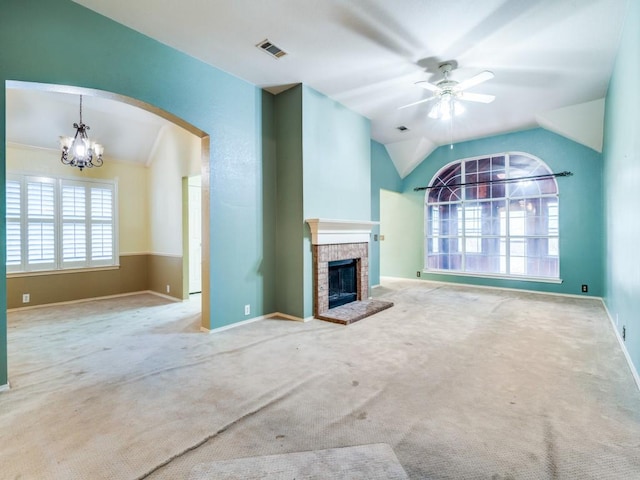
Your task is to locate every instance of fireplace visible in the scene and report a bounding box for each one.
[306,219,376,317]
[306,219,393,324]
[328,259,358,309]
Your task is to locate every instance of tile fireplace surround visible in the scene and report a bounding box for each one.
[306,219,377,318]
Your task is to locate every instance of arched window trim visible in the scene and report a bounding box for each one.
[424,151,562,283]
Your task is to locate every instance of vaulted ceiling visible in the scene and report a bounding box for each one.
[7,1,629,176]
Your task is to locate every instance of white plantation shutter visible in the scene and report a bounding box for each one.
[5,180,23,272]
[27,179,56,270]
[61,183,87,267]
[5,174,117,272]
[90,187,114,265]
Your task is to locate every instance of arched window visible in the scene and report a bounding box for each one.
[425,152,559,280]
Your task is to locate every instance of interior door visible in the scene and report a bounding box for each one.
[188,177,202,294]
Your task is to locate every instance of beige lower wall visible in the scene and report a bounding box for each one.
[148,254,185,300]
[7,254,185,309]
[7,255,149,309]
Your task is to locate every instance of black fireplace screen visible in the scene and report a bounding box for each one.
[328,259,357,309]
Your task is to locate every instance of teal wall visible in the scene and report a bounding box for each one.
[302,86,371,316]
[0,0,274,384]
[302,87,372,219]
[603,0,640,373]
[400,128,603,296]
[370,141,403,285]
[274,86,305,317]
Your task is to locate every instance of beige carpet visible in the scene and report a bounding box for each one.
[1,279,640,479]
[188,443,408,479]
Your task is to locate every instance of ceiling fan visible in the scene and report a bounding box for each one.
[400,63,495,119]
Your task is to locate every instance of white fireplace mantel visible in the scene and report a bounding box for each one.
[306,218,379,245]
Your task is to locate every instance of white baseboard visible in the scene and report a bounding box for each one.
[601,300,640,392]
[0,382,11,393]
[200,311,315,334]
[200,315,265,334]
[7,290,181,312]
[380,276,595,300]
[267,312,313,322]
[146,290,183,302]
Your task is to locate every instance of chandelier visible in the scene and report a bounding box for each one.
[60,95,104,171]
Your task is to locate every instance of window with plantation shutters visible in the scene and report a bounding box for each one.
[6,174,117,273]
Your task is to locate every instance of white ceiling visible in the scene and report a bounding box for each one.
[8,0,629,175]
[6,86,172,165]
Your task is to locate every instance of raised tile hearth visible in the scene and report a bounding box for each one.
[316,299,394,325]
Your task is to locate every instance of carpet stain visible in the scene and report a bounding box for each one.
[352,380,359,387]
[357,412,367,420]
[275,435,285,440]
[544,419,559,479]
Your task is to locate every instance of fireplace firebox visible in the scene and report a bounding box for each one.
[328,259,357,309]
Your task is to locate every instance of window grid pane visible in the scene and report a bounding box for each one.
[6,181,21,218]
[27,182,55,218]
[92,223,113,259]
[426,153,559,280]
[6,222,22,265]
[62,185,86,219]
[28,222,55,264]
[91,188,113,220]
[63,223,87,261]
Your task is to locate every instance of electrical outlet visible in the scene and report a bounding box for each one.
[166,284,170,293]
[22,293,30,304]
[581,284,588,293]
[244,304,250,316]
[416,271,421,278]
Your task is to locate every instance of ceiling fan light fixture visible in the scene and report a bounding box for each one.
[404,62,494,116]
[428,95,465,120]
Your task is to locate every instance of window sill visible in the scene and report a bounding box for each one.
[7,265,120,278]
[423,269,563,284]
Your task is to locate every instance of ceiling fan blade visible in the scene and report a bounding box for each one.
[459,92,495,103]
[415,80,441,93]
[398,95,437,110]
[456,70,494,91]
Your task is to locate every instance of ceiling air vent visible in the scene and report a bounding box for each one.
[257,39,287,59]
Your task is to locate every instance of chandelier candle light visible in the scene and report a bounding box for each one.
[60,95,104,171]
